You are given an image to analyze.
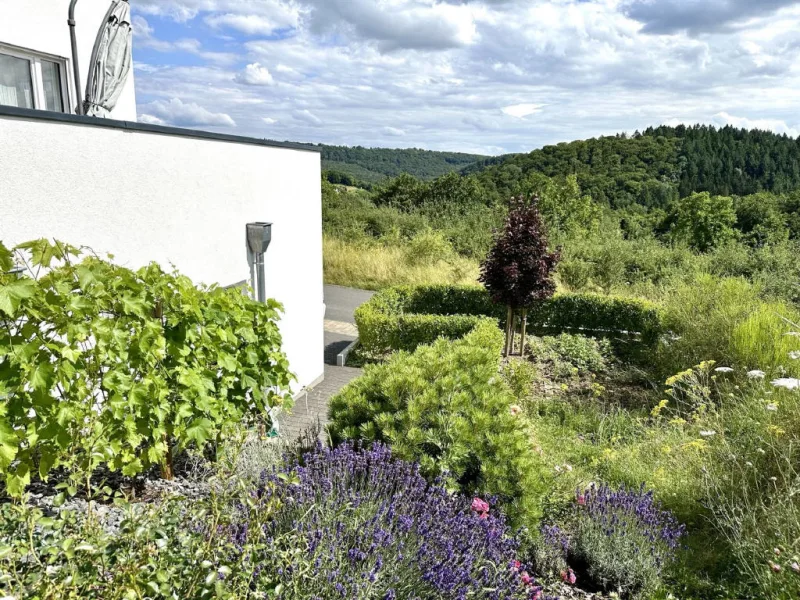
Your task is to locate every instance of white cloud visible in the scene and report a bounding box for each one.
[622,0,798,35]
[139,98,237,128]
[501,103,545,119]
[235,63,275,86]
[206,11,299,35]
[293,109,323,126]
[128,1,800,152]
[138,113,168,126]
[304,0,482,51]
[262,117,278,125]
[712,112,799,138]
[382,126,406,136]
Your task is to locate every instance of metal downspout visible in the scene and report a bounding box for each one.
[68,0,82,115]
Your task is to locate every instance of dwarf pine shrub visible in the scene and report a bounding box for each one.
[328,321,546,524]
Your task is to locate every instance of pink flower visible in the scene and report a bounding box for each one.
[512,560,521,571]
[531,589,543,600]
[479,512,489,520]
[471,497,490,514]
[521,571,533,585]
[770,562,782,573]
[561,568,577,585]
[576,494,586,506]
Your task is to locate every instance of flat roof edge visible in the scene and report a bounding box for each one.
[0,105,321,154]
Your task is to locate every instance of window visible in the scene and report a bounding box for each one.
[0,45,69,113]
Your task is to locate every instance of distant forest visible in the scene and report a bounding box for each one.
[465,125,800,208]
[280,142,487,186]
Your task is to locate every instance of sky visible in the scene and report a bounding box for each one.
[131,0,800,156]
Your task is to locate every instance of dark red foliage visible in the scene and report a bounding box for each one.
[480,196,560,309]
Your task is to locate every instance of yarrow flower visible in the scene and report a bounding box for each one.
[766,404,778,412]
[715,367,734,373]
[748,370,766,380]
[510,404,523,416]
[772,378,800,391]
[789,351,800,360]
[700,430,717,437]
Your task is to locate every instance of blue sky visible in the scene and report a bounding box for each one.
[131,0,800,155]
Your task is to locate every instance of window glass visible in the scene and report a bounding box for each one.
[41,59,64,112]
[0,53,34,109]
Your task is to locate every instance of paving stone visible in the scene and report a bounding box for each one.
[278,330,362,441]
[323,319,359,337]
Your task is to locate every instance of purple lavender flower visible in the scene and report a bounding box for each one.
[223,443,534,598]
[571,483,685,596]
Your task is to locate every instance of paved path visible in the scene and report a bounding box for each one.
[277,285,373,441]
[323,284,374,324]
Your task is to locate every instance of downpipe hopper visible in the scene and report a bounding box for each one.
[246,222,273,303]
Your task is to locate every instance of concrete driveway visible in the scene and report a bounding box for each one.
[324,284,374,324]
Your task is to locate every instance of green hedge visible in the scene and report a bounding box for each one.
[355,284,664,354]
[328,320,547,525]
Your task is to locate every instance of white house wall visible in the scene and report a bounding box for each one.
[0,114,324,393]
[0,0,137,120]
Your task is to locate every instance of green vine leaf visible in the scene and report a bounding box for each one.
[0,239,295,497]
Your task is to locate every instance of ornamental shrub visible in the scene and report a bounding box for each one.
[561,484,685,598]
[479,196,560,311]
[480,196,560,354]
[232,443,541,599]
[328,321,546,524]
[0,239,293,495]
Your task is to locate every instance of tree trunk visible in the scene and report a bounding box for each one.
[505,306,514,357]
[520,309,528,358]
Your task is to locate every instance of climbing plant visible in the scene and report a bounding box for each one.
[0,239,293,497]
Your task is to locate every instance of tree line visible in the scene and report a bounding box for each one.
[465,124,800,209]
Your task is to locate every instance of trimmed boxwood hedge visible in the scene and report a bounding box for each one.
[355,284,664,354]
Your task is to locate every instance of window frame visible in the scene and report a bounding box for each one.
[0,43,71,113]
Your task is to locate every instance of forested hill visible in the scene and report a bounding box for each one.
[464,125,800,209]
[301,143,487,185]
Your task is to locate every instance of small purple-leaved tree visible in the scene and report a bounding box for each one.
[480,196,560,356]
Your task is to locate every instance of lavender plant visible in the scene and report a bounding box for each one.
[530,523,570,581]
[570,484,685,598]
[228,443,541,599]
